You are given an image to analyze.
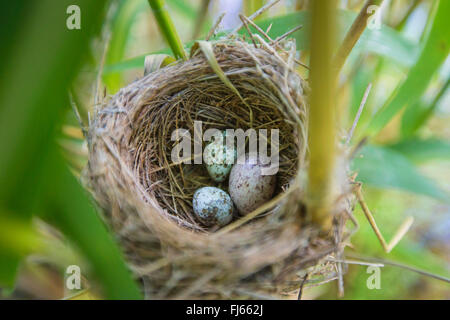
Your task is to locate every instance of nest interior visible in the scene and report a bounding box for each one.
[85,39,352,298]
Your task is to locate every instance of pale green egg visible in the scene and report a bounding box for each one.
[193,187,233,227]
[203,135,236,182]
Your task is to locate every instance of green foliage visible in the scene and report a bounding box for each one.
[39,149,142,299]
[167,0,197,19]
[0,216,42,288]
[0,0,141,299]
[104,0,147,93]
[337,192,450,300]
[1,0,449,300]
[352,145,449,202]
[400,77,450,137]
[103,10,417,73]
[367,0,450,136]
[388,138,450,163]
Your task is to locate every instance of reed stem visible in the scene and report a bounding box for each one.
[307,0,338,228]
[148,0,187,60]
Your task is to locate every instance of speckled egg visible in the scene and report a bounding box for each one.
[203,135,236,182]
[192,187,234,227]
[229,155,277,215]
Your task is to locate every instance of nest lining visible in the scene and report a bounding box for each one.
[85,39,352,298]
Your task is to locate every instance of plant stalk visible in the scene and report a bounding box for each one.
[307,0,338,228]
[334,0,384,72]
[148,0,187,60]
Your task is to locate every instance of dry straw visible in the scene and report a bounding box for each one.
[84,35,355,298]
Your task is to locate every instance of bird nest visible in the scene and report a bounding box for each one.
[84,38,354,299]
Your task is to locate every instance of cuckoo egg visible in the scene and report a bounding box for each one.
[192,187,233,227]
[203,133,236,182]
[229,155,276,215]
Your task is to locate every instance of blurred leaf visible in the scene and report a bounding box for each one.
[104,10,417,73]
[39,149,142,299]
[345,187,450,299]
[0,215,42,287]
[167,0,197,19]
[0,215,42,257]
[192,0,212,40]
[388,138,450,163]
[0,0,100,288]
[351,145,449,202]
[104,0,147,93]
[345,219,450,299]
[367,0,450,136]
[400,77,450,137]
[0,0,141,298]
[104,54,155,74]
[256,10,418,66]
[103,41,196,74]
[0,3,32,75]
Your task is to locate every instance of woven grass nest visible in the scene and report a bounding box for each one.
[85,38,354,299]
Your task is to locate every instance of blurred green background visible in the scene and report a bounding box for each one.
[0,0,448,299]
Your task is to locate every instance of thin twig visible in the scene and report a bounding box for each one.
[239,14,273,42]
[386,216,414,253]
[349,136,368,160]
[69,91,88,138]
[355,184,414,253]
[304,276,339,289]
[346,253,450,283]
[297,273,309,300]
[394,0,421,29]
[355,184,388,249]
[326,257,384,267]
[294,59,309,70]
[230,0,281,35]
[244,18,307,70]
[239,14,308,71]
[206,13,225,41]
[334,225,345,297]
[94,30,110,107]
[334,0,385,72]
[346,82,372,144]
[272,25,303,43]
[239,15,258,47]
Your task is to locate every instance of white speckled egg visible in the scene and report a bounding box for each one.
[229,155,276,215]
[203,135,236,182]
[193,187,233,227]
